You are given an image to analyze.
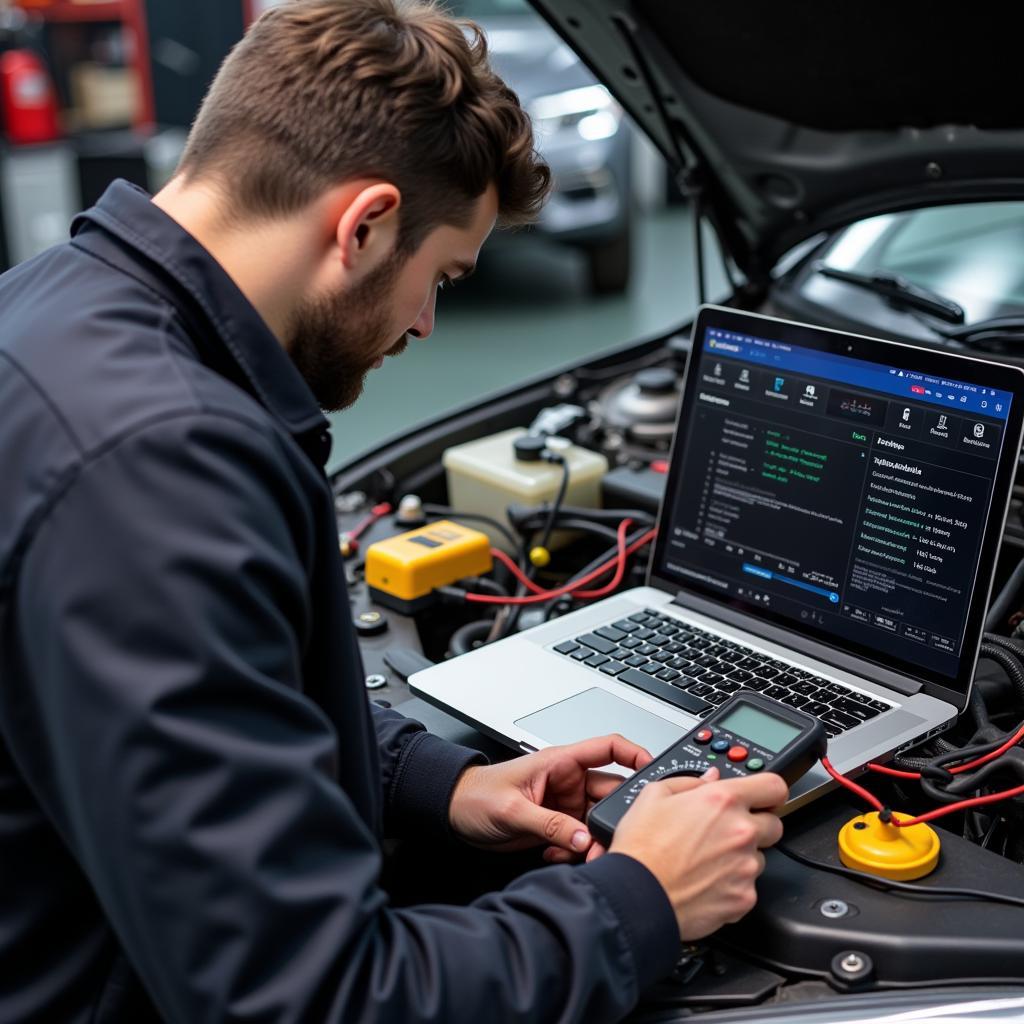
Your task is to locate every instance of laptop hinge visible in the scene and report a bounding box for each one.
[668,590,922,698]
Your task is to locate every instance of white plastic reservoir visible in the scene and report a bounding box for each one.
[443,428,609,552]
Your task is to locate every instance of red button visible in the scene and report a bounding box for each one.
[695,728,714,744]
[650,460,669,474]
[727,745,748,762]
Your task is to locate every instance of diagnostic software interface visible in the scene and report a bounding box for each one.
[658,323,1014,680]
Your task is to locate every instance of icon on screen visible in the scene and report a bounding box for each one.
[774,377,785,392]
[997,404,1004,413]
[713,362,723,376]
[739,368,750,383]
[982,400,988,409]
[960,396,967,403]
[974,423,986,439]
[938,414,948,430]
[805,384,816,397]
[902,407,911,422]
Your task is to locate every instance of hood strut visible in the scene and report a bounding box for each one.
[610,11,722,305]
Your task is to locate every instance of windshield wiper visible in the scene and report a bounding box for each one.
[813,263,966,325]
[938,315,1024,348]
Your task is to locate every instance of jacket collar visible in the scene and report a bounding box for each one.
[71,180,331,462]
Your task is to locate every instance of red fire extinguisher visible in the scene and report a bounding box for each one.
[0,49,60,145]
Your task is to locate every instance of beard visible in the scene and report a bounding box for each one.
[287,251,409,412]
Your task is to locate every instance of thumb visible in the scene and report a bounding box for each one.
[516,800,593,854]
[655,767,719,796]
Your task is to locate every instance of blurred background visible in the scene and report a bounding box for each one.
[0,0,725,469]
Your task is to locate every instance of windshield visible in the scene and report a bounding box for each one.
[813,203,1024,325]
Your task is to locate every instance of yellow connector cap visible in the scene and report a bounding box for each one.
[365,520,492,604]
[838,811,941,881]
[529,546,551,568]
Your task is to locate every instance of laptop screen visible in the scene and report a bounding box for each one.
[653,308,1022,693]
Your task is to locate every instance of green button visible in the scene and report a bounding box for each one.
[746,758,765,771]
[707,753,717,761]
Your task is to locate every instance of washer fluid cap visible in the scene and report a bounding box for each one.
[513,435,547,462]
[838,811,940,881]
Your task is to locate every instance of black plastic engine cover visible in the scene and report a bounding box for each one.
[720,797,1024,987]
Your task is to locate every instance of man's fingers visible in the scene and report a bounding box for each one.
[753,809,785,849]
[553,733,652,772]
[542,846,578,865]
[723,771,790,810]
[586,769,629,803]
[655,770,720,794]
[517,800,593,854]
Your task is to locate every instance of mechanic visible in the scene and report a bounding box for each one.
[0,1,787,1021]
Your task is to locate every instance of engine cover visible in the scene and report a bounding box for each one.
[720,797,1024,987]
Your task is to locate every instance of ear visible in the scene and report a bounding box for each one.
[335,182,401,275]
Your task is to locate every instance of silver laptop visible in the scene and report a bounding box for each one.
[412,306,1024,809]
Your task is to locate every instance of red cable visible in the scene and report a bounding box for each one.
[349,502,392,540]
[823,754,1024,827]
[866,719,1024,780]
[489,547,549,595]
[466,522,655,606]
[821,756,885,814]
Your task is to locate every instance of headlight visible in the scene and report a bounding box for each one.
[529,84,622,142]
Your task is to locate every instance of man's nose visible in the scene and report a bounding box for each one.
[408,295,436,340]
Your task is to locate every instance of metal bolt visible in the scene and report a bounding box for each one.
[840,953,865,974]
[820,899,849,919]
[925,161,942,180]
[365,674,388,690]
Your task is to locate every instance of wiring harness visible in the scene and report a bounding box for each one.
[824,634,1024,829]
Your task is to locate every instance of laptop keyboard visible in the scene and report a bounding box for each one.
[553,608,895,738]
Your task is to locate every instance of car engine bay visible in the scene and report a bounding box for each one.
[330,320,1024,1015]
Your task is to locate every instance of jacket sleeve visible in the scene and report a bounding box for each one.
[9,412,680,1024]
[370,701,487,844]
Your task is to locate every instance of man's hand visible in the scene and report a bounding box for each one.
[610,768,787,941]
[448,734,652,861]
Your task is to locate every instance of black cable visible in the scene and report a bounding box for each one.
[457,576,508,598]
[535,456,569,555]
[513,516,620,545]
[985,557,1024,632]
[448,620,495,657]
[541,526,654,622]
[422,504,521,553]
[980,639,1024,705]
[516,504,656,527]
[776,844,1024,911]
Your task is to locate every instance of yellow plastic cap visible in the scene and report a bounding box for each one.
[529,546,551,568]
[838,811,941,881]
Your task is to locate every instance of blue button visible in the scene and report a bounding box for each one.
[710,738,730,753]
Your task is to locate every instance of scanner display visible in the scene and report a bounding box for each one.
[657,324,1013,680]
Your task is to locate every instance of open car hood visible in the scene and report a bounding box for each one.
[527,1,1024,283]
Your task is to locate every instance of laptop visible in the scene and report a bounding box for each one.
[411,306,1024,809]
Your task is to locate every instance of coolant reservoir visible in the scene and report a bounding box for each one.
[443,428,608,552]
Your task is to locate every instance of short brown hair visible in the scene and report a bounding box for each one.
[178,0,551,251]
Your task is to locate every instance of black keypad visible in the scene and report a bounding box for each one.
[577,633,616,655]
[558,615,896,737]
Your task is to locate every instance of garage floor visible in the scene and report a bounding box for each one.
[326,206,729,472]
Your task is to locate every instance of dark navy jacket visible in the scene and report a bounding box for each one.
[0,181,678,1022]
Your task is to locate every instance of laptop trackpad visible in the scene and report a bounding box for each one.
[515,688,687,754]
